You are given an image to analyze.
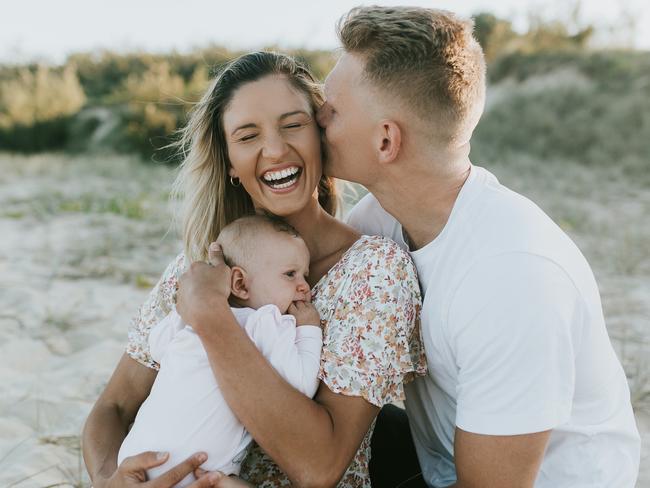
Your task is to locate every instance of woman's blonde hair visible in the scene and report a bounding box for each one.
[171,52,337,261]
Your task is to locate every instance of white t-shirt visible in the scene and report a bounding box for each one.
[347,165,640,487]
[118,304,322,487]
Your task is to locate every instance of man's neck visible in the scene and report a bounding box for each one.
[368,153,472,250]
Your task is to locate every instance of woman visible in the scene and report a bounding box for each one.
[83,51,426,487]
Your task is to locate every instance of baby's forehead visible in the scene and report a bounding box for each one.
[225,229,307,266]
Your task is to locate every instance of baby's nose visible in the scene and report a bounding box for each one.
[297,279,309,295]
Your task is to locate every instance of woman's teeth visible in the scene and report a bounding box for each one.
[262,167,301,189]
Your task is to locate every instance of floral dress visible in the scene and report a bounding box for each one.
[126,235,427,487]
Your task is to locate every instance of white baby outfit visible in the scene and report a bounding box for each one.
[118,304,322,487]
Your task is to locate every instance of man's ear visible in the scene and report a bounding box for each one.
[230,266,249,300]
[376,120,402,165]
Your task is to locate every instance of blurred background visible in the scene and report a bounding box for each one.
[0,0,648,486]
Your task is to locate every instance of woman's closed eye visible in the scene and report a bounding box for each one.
[238,133,258,142]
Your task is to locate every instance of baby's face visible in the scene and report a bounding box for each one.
[244,232,311,313]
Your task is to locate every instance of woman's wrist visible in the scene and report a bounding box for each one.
[194,295,232,338]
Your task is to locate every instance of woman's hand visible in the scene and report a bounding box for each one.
[176,243,231,332]
[95,451,223,488]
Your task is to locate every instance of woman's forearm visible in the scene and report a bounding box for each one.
[82,400,130,484]
[82,354,158,486]
[197,302,376,486]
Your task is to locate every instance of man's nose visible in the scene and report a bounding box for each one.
[262,131,289,160]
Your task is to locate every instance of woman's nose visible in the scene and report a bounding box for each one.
[261,132,289,160]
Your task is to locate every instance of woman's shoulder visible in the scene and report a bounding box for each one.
[340,234,417,281]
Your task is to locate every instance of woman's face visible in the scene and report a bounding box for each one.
[223,74,323,217]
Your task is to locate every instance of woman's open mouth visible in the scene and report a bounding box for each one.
[261,166,302,190]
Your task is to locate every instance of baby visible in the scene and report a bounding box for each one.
[118,214,322,486]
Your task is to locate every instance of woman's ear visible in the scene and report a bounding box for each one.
[230,266,249,300]
[228,166,238,178]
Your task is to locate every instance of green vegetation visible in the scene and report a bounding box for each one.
[0,14,647,173]
[0,46,336,159]
[471,49,650,171]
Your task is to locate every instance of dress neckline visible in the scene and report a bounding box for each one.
[311,234,382,297]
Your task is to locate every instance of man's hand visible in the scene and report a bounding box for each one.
[195,468,254,487]
[288,300,321,326]
[95,451,223,488]
[176,242,231,333]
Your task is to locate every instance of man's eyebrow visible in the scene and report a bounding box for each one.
[231,111,309,136]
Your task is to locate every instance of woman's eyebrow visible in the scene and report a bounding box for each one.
[231,123,257,136]
[279,110,310,120]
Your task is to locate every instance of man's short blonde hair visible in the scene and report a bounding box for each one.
[337,6,486,145]
[216,214,301,269]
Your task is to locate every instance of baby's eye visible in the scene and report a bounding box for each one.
[285,271,296,278]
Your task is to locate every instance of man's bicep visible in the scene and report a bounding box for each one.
[454,427,551,488]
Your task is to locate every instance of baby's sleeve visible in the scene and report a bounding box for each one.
[244,305,322,398]
[126,253,187,370]
[149,309,186,364]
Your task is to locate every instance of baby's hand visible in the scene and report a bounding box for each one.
[288,301,320,326]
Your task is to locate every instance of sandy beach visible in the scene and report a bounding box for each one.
[0,152,648,486]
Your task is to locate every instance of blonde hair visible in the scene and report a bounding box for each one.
[172,52,337,261]
[337,6,486,145]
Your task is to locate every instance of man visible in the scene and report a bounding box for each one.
[317,6,640,488]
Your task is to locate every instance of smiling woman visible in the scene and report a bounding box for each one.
[81,50,426,488]
[223,75,322,214]
[171,53,336,262]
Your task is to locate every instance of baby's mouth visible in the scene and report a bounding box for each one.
[261,166,302,190]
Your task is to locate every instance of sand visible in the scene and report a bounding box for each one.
[0,152,648,487]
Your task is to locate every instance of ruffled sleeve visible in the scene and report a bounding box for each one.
[317,236,427,407]
[126,253,187,370]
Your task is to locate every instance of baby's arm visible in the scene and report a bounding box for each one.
[244,305,322,398]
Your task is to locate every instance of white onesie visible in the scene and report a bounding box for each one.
[118,304,322,487]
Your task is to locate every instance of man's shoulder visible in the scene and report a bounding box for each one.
[346,193,406,247]
[346,192,386,223]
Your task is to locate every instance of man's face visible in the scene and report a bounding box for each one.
[317,53,376,185]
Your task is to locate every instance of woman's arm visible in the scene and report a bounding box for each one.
[82,354,221,488]
[177,261,380,487]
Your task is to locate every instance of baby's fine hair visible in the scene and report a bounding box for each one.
[216,214,302,268]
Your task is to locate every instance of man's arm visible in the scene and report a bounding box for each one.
[443,254,580,487]
[449,428,551,488]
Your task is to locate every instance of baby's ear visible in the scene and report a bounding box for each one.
[230,266,249,300]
